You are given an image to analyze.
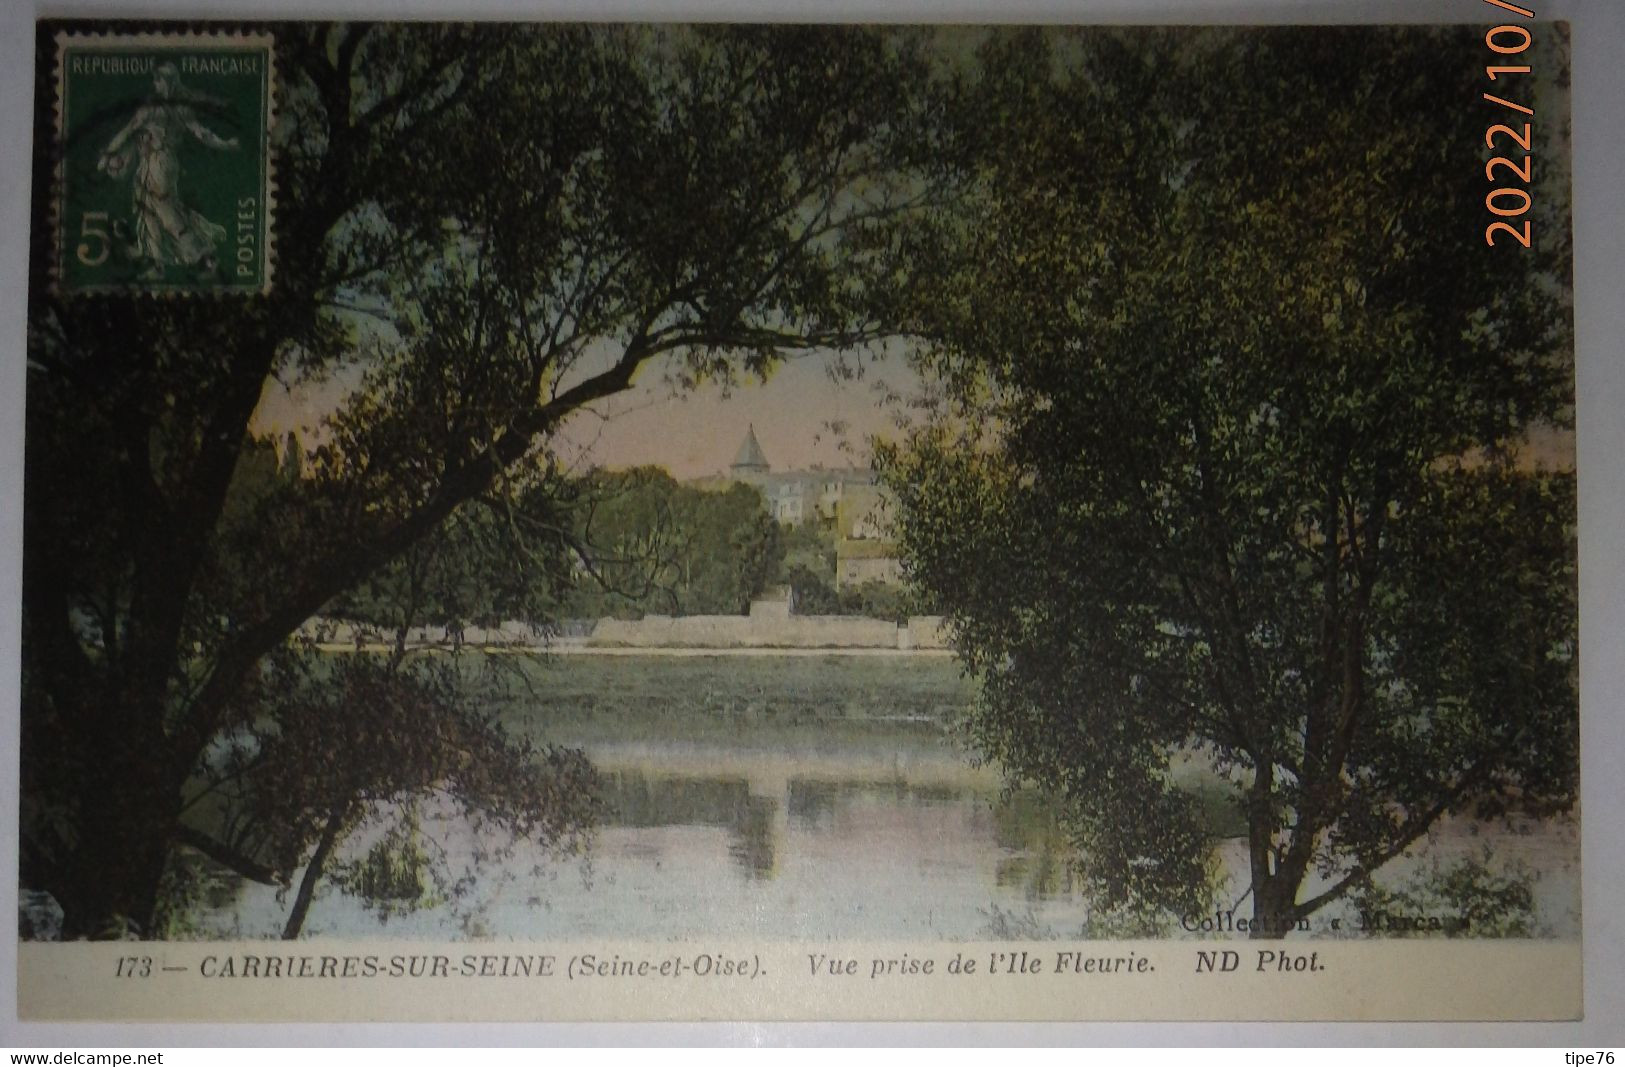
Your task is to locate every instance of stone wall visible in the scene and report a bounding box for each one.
[302,613,952,651]
[589,613,902,649]
[903,615,950,650]
[298,619,541,648]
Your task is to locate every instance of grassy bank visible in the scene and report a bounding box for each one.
[466,651,978,750]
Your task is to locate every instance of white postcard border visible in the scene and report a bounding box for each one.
[2,0,1622,1047]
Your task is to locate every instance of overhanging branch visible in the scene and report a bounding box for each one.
[174,826,284,887]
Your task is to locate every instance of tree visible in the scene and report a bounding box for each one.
[880,27,1576,936]
[189,650,600,940]
[328,470,583,653]
[22,22,934,936]
[566,467,784,618]
[180,455,597,940]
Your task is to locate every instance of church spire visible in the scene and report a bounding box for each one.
[731,424,770,475]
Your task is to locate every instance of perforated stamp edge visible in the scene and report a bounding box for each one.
[50,28,278,298]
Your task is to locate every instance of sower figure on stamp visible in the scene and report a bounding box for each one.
[97,61,238,280]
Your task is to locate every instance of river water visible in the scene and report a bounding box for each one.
[182,654,1581,942]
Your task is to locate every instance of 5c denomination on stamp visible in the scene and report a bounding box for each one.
[54,32,274,295]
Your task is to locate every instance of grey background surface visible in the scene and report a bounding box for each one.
[1,0,1619,1046]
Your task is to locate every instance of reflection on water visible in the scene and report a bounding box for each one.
[183,744,1581,942]
[600,767,1073,897]
[989,790,1076,900]
[788,778,967,827]
[599,772,779,879]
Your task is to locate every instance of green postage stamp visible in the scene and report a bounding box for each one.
[54,32,274,295]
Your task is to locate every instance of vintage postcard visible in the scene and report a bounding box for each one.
[13,13,1584,1025]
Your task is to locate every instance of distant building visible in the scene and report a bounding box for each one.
[835,485,903,588]
[731,425,770,477]
[705,424,877,527]
[702,426,906,588]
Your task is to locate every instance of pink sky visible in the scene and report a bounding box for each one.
[251,343,1574,480]
[252,346,922,481]
[551,348,920,479]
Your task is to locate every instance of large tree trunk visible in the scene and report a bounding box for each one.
[51,759,177,939]
[1244,764,1296,940]
[1244,762,1310,941]
[282,804,349,940]
[29,676,189,940]
[1250,876,1299,941]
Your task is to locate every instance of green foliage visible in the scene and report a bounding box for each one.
[148,849,242,941]
[205,651,601,864]
[881,26,1576,933]
[1351,851,1538,938]
[344,817,434,909]
[784,563,843,615]
[23,22,933,935]
[838,580,919,625]
[979,904,1050,940]
[329,473,580,640]
[784,564,921,622]
[566,468,785,617]
[779,519,839,580]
